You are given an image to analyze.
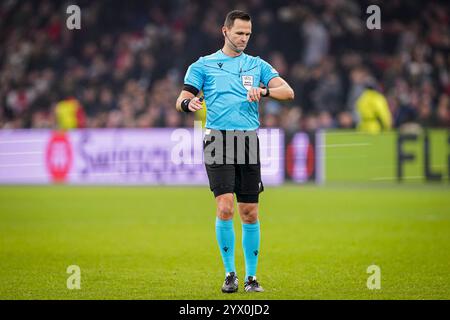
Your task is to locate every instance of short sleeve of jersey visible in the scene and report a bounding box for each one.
[260,58,279,87]
[184,58,205,92]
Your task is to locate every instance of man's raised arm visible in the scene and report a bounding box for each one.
[265,77,295,101]
[246,76,295,103]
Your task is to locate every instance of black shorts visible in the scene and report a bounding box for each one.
[203,129,264,203]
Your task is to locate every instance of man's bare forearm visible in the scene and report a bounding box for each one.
[266,83,294,101]
[175,96,184,112]
[176,91,195,112]
[176,90,203,112]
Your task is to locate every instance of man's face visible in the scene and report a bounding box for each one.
[351,69,366,84]
[223,19,252,52]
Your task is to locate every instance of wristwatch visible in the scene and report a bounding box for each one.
[262,87,270,97]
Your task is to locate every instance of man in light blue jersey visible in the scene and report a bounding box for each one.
[176,10,294,293]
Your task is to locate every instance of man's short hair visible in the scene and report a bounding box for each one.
[224,10,251,28]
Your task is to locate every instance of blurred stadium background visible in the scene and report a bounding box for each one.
[1,0,450,130]
[0,0,449,299]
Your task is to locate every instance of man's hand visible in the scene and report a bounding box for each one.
[188,96,204,112]
[247,87,267,102]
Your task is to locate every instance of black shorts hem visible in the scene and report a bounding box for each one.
[236,193,260,203]
[212,186,234,198]
[211,188,261,203]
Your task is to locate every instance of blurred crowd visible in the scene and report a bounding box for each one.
[0,0,449,132]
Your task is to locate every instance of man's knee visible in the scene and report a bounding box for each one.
[239,203,258,224]
[216,194,234,220]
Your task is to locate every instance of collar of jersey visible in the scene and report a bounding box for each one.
[218,49,245,59]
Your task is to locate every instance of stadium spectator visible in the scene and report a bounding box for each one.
[55,95,86,129]
[352,66,392,133]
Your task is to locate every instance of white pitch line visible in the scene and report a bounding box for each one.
[319,143,371,148]
[371,176,424,181]
[322,131,375,136]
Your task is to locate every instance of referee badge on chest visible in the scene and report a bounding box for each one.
[242,75,254,91]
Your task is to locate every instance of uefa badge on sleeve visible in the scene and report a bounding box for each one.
[242,75,254,91]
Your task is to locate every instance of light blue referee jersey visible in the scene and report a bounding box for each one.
[184,50,279,130]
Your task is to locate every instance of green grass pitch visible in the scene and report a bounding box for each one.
[0,184,449,299]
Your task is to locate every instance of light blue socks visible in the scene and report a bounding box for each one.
[215,217,236,274]
[216,218,261,279]
[242,221,260,280]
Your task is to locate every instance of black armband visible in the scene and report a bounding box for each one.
[181,99,192,113]
[183,84,200,96]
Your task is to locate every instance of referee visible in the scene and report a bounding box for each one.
[176,10,294,293]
